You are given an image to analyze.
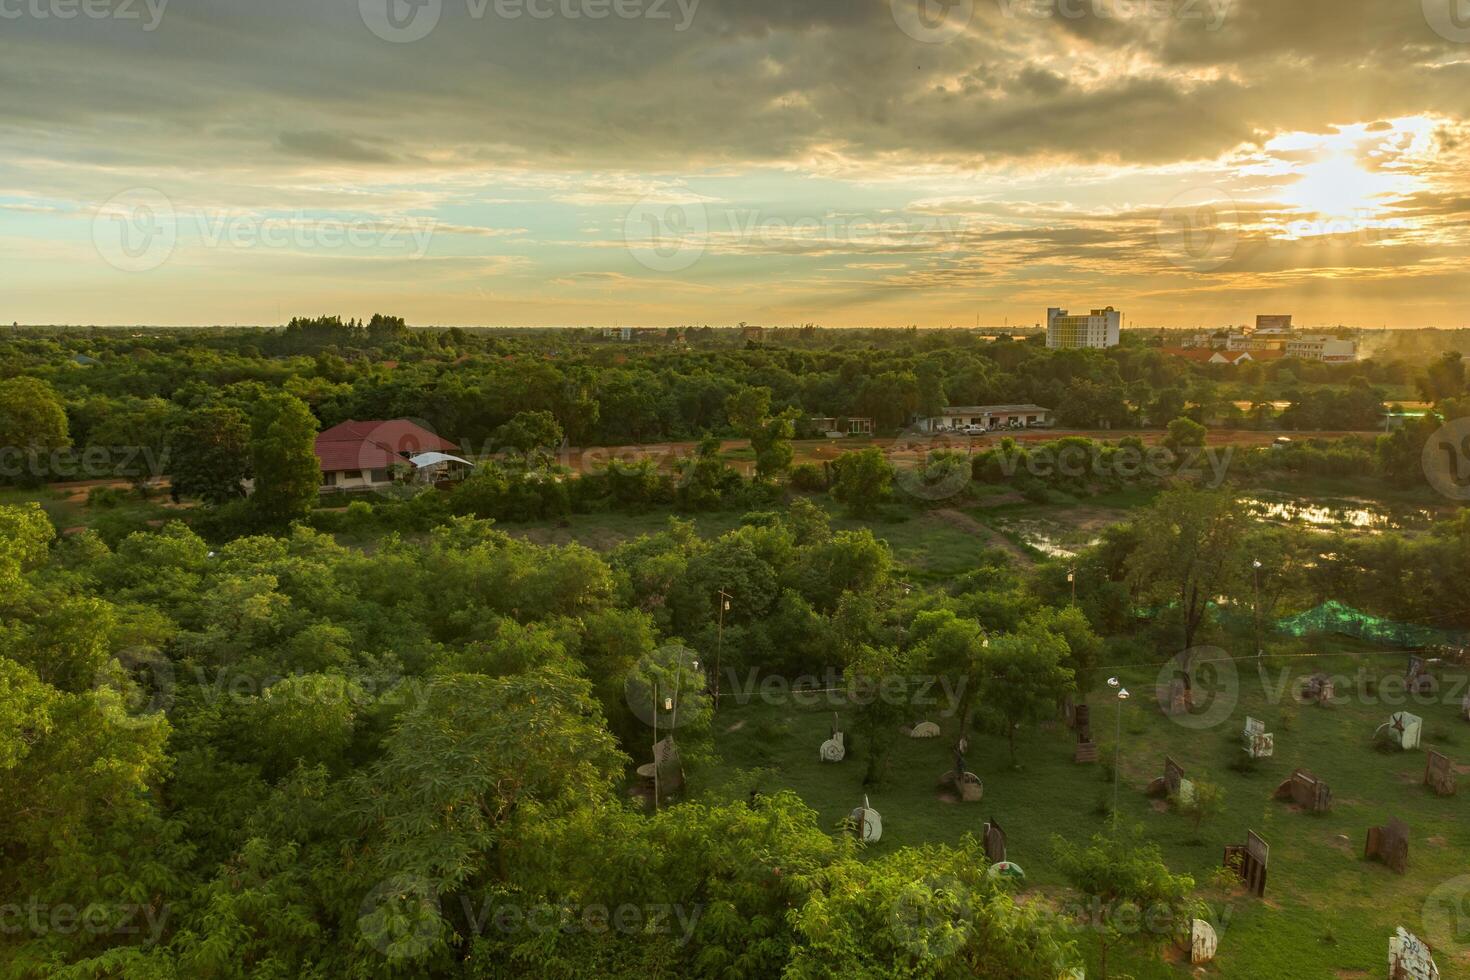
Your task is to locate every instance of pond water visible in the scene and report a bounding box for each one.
[1239,493,1435,532]
[995,518,1101,559]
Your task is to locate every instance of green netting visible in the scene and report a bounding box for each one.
[1273,600,1468,649]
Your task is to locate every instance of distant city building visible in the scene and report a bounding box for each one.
[913,404,1053,432]
[1046,307,1120,349]
[1254,314,1293,334]
[1286,333,1358,363]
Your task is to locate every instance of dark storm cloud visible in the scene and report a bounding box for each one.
[2,0,1465,179]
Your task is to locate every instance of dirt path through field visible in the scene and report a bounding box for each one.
[927,508,1036,568]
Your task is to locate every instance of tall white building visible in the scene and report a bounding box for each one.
[1046,307,1121,349]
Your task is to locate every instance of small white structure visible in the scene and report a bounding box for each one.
[1389,927,1439,980]
[1190,919,1218,964]
[1243,717,1275,759]
[908,721,941,739]
[849,795,882,842]
[407,452,474,483]
[1378,712,1423,750]
[820,714,845,763]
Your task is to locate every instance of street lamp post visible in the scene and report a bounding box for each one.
[1252,558,1264,658]
[714,590,732,711]
[1108,677,1130,826]
[1067,567,1076,607]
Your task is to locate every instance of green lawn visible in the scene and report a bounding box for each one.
[701,637,1470,977]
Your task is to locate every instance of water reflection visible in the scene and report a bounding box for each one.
[1240,493,1433,531]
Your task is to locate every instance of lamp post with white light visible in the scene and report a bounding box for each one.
[1108,676,1130,825]
[1252,558,1264,657]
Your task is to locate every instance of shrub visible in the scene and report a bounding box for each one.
[789,462,827,492]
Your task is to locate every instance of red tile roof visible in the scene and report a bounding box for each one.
[315,419,458,473]
[1161,347,1224,363]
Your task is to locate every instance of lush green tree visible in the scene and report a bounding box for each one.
[976,625,1074,764]
[493,409,564,458]
[849,644,913,786]
[1162,416,1206,453]
[0,377,69,484]
[1052,831,1198,979]
[1126,488,1245,656]
[0,502,53,586]
[830,447,893,518]
[1418,350,1466,403]
[1179,778,1224,836]
[674,434,740,511]
[787,841,1076,978]
[169,405,252,504]
[250,392,321,526]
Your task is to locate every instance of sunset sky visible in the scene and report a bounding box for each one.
[4,0,1470,328]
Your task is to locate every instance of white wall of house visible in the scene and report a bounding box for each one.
[915,407,1052,432]
[322,468,392,490]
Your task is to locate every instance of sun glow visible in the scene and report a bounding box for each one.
[1282,152,1400,219]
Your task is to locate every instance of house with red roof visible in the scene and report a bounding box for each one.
[315,419,463,491]
[1162,347,1257,367]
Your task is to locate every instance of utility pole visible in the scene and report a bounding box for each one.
[714,589,732,711]
[652,678,659,813]
[1068,567,1076,606]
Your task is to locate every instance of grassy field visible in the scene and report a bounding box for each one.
[701,638,1470,977]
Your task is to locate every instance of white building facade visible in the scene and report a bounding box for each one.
[1046,307,1121,349]
[913,404,1053,432]
[1285,334,1358,362]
